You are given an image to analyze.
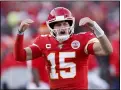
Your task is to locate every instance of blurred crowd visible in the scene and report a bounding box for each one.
[1,1,119,89]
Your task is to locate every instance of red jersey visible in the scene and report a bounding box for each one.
[32,57,49,84]
[30,32,97,89]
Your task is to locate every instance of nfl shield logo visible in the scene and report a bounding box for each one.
[58,44,63,49]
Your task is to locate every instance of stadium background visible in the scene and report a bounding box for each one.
[1,1,119,89]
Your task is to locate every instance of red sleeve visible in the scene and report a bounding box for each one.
[29,36,43,59]
[14,35,42,62]
[84,32,97,55]
[14,34,26,62]
[87,43,95,55]
[29,45,42,59]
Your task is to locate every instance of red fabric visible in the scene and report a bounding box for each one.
[14,34,42,62]
[88,55,98,70]
[14,34,26,61]
[87,43,95,55]
[1,52,27,75]
[31,32,96,89]
[110,39,119,77]
[29,45,42,59]
[32,57,49,84]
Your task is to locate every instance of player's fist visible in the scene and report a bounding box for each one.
[79,17,94,27]
[19,19,34,33]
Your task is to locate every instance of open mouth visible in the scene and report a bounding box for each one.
[53,27,70,36]
[60,31,66,35]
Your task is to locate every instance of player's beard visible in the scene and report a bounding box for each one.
[54,27,70,43]
[56,35,70,43]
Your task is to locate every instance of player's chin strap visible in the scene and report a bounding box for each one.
[91,21,104,38]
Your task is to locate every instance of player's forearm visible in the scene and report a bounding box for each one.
[14,34,26,61]
[97,35,113,54]
[91,21,113,54]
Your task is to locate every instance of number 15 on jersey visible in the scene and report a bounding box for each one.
[47,52,76,79]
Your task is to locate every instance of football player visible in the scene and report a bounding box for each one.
[14,7,113,89]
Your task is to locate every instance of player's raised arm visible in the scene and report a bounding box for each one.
[79,17,113,56]
[14,19,42,61]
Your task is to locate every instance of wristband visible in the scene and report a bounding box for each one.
[91,21,104,38]
[18,29,24,35]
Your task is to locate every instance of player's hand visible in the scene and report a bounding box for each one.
[19,19,34,33]
[79,17,94,27]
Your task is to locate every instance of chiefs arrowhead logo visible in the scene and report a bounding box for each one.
[71,40,80,49]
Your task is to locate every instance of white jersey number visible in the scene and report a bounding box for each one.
[47,52,76,79]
